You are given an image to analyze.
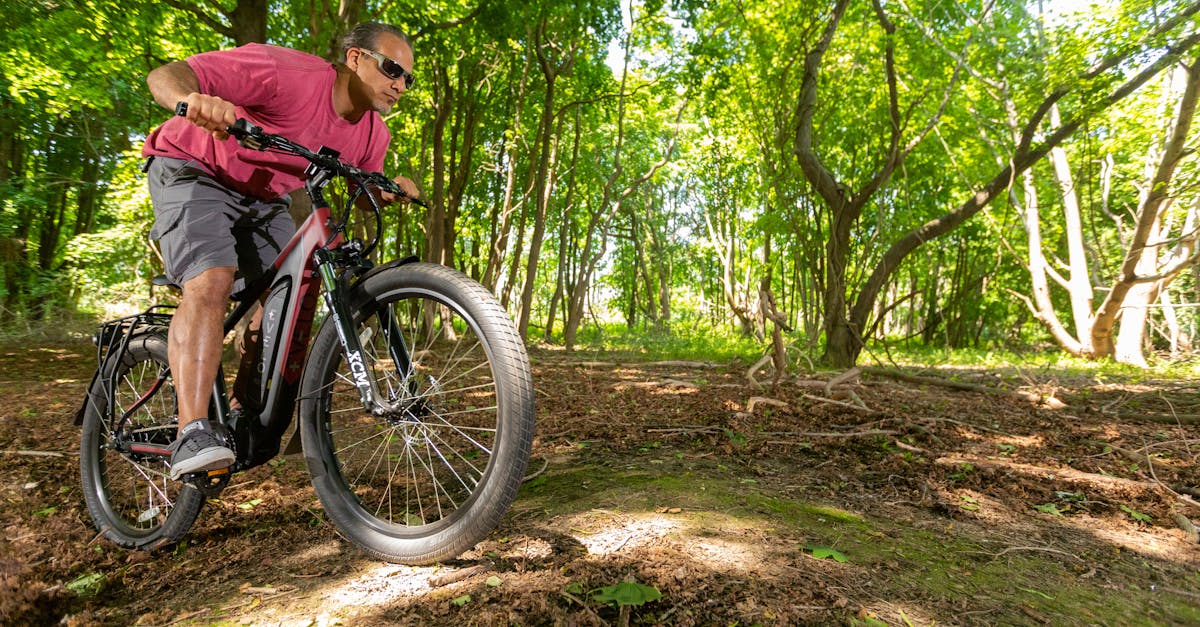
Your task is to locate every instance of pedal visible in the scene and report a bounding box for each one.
[185,467,231,497]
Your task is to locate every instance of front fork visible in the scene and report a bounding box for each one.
[314,248,414,416]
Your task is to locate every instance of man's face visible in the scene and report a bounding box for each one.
[348,33,414,114]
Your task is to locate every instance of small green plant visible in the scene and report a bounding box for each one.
[66,572,105,597]
[722,428,747,447]
[804,543,849,563]
[1120,505,1152,523]
[592,580,662,626]
[948,463,975,481]
[237,498,263,510]
[451,594,471,607]
[1034,503,1064,516]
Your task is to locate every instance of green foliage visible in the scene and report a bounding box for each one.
[4,0,1200,373]
[66,572,106,598]
[592,580,662,606]
[804,543,849,563]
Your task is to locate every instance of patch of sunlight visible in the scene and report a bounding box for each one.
[993,434,1045,448]
[1072,516,1188,562]
[687,537,764,572]
[568,510,682,555]
[320,563,438,608]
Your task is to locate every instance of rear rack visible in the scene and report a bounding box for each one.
[73,305,176,427]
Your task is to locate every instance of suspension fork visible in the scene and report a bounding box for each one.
[314,249,415,414]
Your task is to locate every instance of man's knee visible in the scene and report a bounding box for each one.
[181,267,236,308]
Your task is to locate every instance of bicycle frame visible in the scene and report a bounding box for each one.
[78,144,420,476]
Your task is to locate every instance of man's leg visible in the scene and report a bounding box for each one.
[170,266,235,426]
[168,266,237,478]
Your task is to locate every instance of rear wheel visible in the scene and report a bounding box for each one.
[79,333,204,549]
[299,263,535,564]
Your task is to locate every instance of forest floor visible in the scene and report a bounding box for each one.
[1,336,1199,626]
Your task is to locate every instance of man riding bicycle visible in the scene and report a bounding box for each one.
[141,22,420,479]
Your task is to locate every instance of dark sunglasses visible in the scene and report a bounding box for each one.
[360,49,414,88]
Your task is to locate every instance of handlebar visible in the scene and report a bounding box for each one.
[173,102,427,208]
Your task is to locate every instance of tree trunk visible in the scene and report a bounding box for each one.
[1094,53,1200,359]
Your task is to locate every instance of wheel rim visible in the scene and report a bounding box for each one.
[92,357,182,538]
[320,290,502,534]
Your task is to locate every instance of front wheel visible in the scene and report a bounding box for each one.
[299,263,535,564]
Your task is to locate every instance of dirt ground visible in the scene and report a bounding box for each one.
[1,338,1198,626]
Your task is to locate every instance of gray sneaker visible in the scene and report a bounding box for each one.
[169,420,235,480]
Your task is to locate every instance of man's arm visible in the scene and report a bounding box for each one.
[147,61,236,140]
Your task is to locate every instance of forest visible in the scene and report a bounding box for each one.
[6,0,1200,370]
[3,2,1200,624]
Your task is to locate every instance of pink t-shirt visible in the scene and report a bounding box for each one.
[143,44,391,200]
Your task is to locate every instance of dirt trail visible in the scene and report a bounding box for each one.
[1,341,1197,625]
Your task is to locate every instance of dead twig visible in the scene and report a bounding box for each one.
[825,367,861,396]
[0,450,67,458]
[863,367,1066,409]
[801,393,873,412]
[429,564,492,587]
[523,457,550,482]
[1172,511,1199,543]
[746,396,789,413]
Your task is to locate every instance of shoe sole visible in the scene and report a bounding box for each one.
[170,448,236,480]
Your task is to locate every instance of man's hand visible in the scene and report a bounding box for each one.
[380,175,421,204]
[180,93,237,141]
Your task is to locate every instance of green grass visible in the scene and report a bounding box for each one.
[549,321,764,364]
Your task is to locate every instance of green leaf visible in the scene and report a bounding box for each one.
[592,581,663,606]
[66,573,105,597]
[32,506,57,517]
[804,544,849,563]
[485,576,503,587]
[1034,503,1064,516]
[1120,505,1152,523]
[451,594,472,607]
[237,498,263,510]
[564,582,585,595]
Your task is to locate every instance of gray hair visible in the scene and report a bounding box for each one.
[340,22,411,61]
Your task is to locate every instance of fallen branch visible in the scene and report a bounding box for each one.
[619,379,698,390]
[745,351,773,388]
[1112,412,1200,425]
[646,425,723,437]
[1092,440,1177,473]
[863,367,1066,409]
[934,455,1200,512]
[746,396,789,413]
[429,564,492,587]
[763,429,896,442]
[0,450,67,458]
[825,367,862,396]
[1172,511,1199,543]
[802,393,874,412]
[523,457,550,482]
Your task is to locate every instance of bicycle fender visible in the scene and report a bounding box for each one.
[355,255,420,285]
[73,368,103,426]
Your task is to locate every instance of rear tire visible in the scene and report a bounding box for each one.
[79,333,204,549]
[299,263,535,564]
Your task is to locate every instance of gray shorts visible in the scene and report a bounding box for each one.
[147,156,295,293]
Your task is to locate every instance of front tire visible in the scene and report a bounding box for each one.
[79,333,204,549]
[299,263,535,564]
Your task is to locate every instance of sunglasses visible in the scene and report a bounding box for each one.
[359,49,415,88]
